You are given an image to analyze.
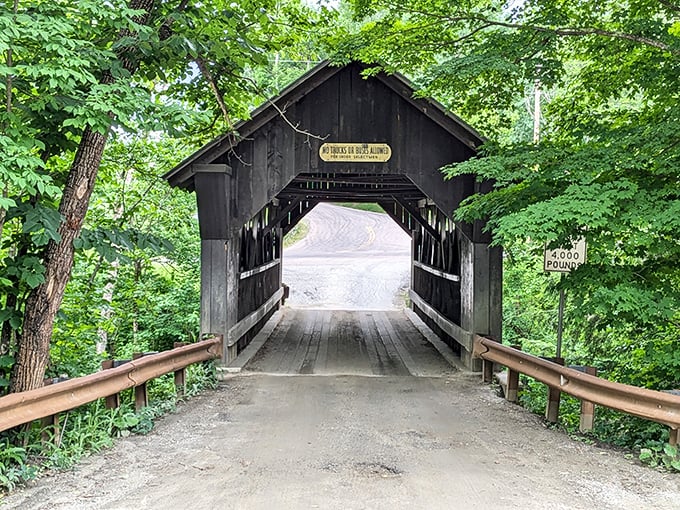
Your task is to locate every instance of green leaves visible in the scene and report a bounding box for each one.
[0,354,13,390]
[640,443,680,472]
[21,203,63,247]
[4,255,46,289]
[75,227,173,263]
[338,0,680,411]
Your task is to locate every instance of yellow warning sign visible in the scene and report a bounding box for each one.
[319,143,392,162]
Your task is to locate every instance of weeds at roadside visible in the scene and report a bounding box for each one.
[517,375,679,473]
[283,219,309,248]
[0,361,217,495]
[639,443,680,472]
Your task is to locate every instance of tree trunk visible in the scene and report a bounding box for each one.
[11,128,109,392]
[9,0,157,393]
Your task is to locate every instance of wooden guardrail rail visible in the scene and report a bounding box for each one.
[0,336,222,433]
[473,335,680,445]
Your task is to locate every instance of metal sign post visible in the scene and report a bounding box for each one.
[556,279,565,359]
[544,238,587,358]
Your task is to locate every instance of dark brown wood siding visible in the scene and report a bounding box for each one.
[225,63,477,236]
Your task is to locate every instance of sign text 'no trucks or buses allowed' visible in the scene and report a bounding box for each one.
[544,237,587,273]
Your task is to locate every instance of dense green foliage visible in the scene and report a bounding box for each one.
[0,0,330,489]
[0,362,216,492]
[338,0,680,330]
[0,0,330,387]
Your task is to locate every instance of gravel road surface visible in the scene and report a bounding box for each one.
[4,371,679,510]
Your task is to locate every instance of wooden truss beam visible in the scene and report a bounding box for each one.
[262,199,301,234]
[377,201,414,237]
[394,198,440,240]
[282,200,318,236]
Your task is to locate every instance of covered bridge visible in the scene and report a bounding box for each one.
[163,61,501,370]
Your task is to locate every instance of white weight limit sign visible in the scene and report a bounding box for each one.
[544,237,587,273]
[543,237,587,359]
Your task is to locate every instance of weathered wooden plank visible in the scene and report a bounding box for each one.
[227,287,284,347]
[286,309,317,373]
[299,310,323,374]
[375,311,420,377]
[412,260,460,282]
[390,311,457,376]
[489,245,503,342]
[409,289,473,352]
[395,199,440,240]
[358,312,385,376]
[371,312,410,376]
[239,259,281,280]
[200,240,228,338]
[336,312,372,375]
[194,172,230,240]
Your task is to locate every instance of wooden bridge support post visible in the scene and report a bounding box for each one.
[40,413,60,445]
[545,357,565,423]
[504,344,522,403]
[670,428,679,447]
[276,225,284,310]
[193,165,238,366]
[460,237,502,371]
[579,366,598,433]
[506,368,520,403]
[200,236,240,365]
[40,377,61,444]
[482,359,494,383]
[173,342,188,397]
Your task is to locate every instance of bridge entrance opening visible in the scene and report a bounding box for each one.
[282,202,410,311]
[164,61,501,371]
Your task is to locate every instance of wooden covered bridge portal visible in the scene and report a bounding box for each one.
[164,62,501,370]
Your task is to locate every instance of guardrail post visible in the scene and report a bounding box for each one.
[40,378,60,444]
[670,428,679,447]
[101,360,120,409]
[482,359,494,383]
[40,414,60,445]
[132,353,148,411]
[505,345,522,403]
[545,357,565,423]
[579,366,597,433]
[174,342,188,397]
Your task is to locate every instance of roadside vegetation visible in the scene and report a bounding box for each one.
[0,362,216,494]
[0,0,678,490]
[283,219,310,248]
[336,203,385,214]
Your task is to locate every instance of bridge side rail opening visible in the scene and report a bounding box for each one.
[0,336,223,436]
[473,335,680,446]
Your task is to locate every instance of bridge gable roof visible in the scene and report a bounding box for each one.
[163,61,484,190]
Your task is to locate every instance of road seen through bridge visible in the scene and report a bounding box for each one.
[282,203,411,310]
[3,205,679,509]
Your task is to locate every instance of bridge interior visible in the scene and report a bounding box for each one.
[164,61,502,371]
[245,309,456,378]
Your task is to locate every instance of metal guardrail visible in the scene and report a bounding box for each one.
[473,335,680,444]
[0,336,222,433]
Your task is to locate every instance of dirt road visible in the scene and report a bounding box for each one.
[282,203,411,310]
[4,368,679,509]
